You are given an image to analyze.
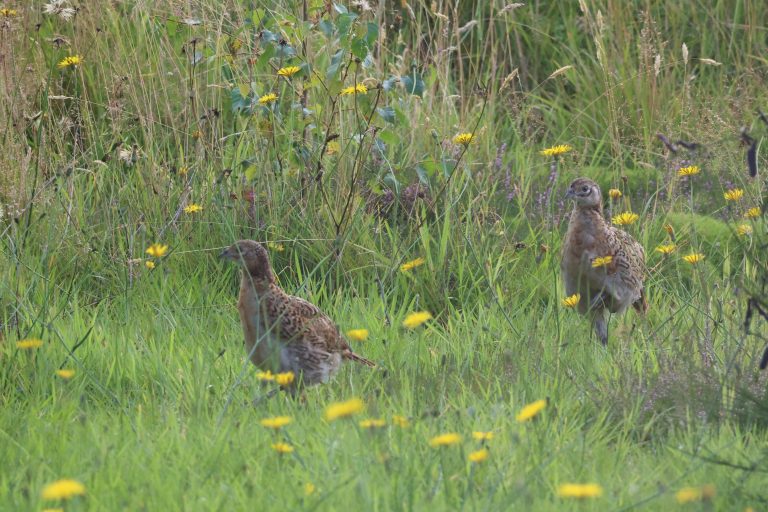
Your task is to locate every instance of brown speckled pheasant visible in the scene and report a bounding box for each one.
[220,240,374,387]
[561,178,647,345]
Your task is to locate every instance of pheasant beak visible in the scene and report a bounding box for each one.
[219,248,232,260]
[564,188,575,200]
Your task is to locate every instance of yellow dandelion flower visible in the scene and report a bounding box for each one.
[271,442,294,454]
[562,293,580,308]
[359,418,386,429]
[346,329,369,341]
[275,372,295,386]
[56,369,75,379]
[258,93,278,105]
[326,140,340,155]
[677,165,700,177]
[608,188,622,199]
[392,415,410,428]
[41,479,86,500]
[145,243,169,258]
[16,338,43,349]
[277,66,301,77]
[183,203,203,214]
[452,133,474,146]
[591,255,613,268]
[468,448,489,463]
[736,224,753,236]
[340,84,367,95]
[400,257,426,272]
[655,244,676,255]
[724,188,744,201]
[178,166,189,176]
[402,311,432,329]
[227,38,243,53]
[557,483,604,499]
[145,260,156,270]
[539,144,572,157]
[267,241,285,252]
[516,398,547,422]
[57,55,82,69]
[472,431,494,441]
[260,416,292,429]
[675,485,715,504]
[0,8,18,17]
[324,398,364,421]
[682,253,705,264]
[429,432,462,447]
[612,212,640,225]
[744,207,761,219]
[304,482,316,496]
[255,370,275,381]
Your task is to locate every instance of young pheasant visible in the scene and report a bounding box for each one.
[561,178,647,345]
[220,240,374,388]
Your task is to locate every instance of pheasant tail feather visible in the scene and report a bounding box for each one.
[343,350,375,367]
[633,288,649,314]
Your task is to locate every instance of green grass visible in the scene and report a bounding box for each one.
[2,0,768,510]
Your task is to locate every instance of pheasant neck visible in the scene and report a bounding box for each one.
[241,271,273,294]
[571,204,606,229]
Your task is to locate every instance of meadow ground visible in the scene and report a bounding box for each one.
[2,1,768,510]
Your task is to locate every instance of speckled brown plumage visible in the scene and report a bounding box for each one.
[363,182,434,221]
[561,178,647,345]
[220,240,374,387]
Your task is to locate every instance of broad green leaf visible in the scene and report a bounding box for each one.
[401,71,425,97]
[378,129,399,146]
[318,19,334,37]
[377,107,397,124]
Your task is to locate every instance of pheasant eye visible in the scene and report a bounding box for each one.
[581,186,589,193]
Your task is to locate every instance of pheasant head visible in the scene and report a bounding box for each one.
[220,240,275,283]
[565,178,602,209]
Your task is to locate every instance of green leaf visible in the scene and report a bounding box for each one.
[378,129,399,146]
[221,64,233,82]
[256,44,275,68]
[351,37,368,61]
[420,159,452,178]
[401,71,425,97]
[420,160,438,177]
[383,173,400,189]
[364,22,378,47]
[261,29,278,43]
[373,138,387,154]
[166,20,177,38]
[377,107,396,124]
[326,50,345,79]
[382,76,399,91]
[416,165,429,185]
[337,13,358,39]
[318,19,334,37]
[250,8,266,27]
[230,85,251,114]
[276,44,296,58]
[244,165,258,181]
